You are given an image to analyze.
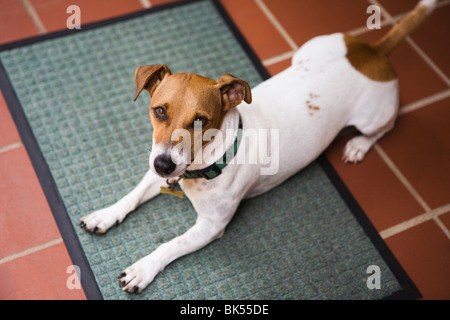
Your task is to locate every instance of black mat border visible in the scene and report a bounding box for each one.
[0,0,420,300]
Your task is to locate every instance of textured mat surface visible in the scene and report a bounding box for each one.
[1,0,406,299]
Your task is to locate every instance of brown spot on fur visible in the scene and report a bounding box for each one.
[308,105,320,111]
[344,34,397,82]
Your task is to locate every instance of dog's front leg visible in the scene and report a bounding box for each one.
[119,215,229,294]
[79,169,167,234]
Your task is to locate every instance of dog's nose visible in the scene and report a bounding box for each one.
[154,154,176,175]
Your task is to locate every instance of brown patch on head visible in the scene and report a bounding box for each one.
[134,65,252,160]
[147,72,251,161]
[150,73,222,157]
[344,34,397,82]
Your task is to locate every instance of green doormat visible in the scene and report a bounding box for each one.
[0,0,419,300]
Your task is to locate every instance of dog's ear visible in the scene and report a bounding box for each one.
[133,65,171,101]
[215,74,252,111]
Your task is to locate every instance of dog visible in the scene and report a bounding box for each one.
[79,0,437,293]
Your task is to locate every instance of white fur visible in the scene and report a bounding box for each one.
[80,33,399,293]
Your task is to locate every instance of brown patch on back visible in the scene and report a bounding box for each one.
[344,34,397,82]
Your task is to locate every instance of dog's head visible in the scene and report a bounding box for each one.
[133,64,251,178]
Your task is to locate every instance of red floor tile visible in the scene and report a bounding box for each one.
[385,221,450,300]
[386,40,448,106]
[265,58,291,76]
[0,147,61,257]
[150,0,180,6]
[30,0,143,32]
[0,0,39,45]
[0,91,21,148]
[0,242,86,300]
[325,133,425,232]
[378,97,450,210]
[264,0,375,47]
[407,4,450,81]
[220,0,292,61]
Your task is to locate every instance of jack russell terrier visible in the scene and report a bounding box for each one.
[80,0,437,293]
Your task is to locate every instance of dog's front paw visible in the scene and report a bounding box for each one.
[79,207,121,234]
[118,256,160,294]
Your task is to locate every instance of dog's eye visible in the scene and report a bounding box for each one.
[153,107,166,120]
[193,116,208,129]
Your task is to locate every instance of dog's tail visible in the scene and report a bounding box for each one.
[373,0,437,56]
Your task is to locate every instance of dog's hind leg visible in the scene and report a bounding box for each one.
[342,110,397,164]
[342,103,398,163]
[342,126,391,164]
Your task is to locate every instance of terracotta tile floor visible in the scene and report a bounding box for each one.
[0,0,449,300]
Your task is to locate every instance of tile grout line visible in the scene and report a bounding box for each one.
[399,89,450,115]
[373,144,431,212]
[253,0,298,51]
[139,0,152,9]
[20,0,47,35]
[0,142,23,154]
[261,19,383,67]
[375,144,450,239]
[434,215,450,240]
[262,51,295,67]
[380,203,450,239]
[405,38,450,88]
[0,238,63,265]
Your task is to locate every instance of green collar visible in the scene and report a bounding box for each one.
[180,115,243,180]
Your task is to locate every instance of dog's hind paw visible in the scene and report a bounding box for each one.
[342,135,373,164]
